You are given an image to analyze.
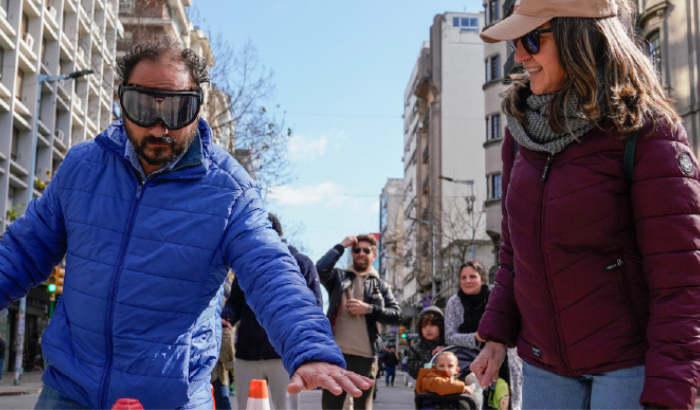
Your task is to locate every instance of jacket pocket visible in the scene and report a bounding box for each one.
[606,258,642,336]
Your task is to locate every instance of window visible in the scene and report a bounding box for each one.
[485,55,501,82]
[453,16,479,32]
[15,69,23,99]
[491,114,500,140]
[490,173,502,199]
[485,114,501,140]
[646,31,662,82]
[20,13,29,37]
[487,0,500,24]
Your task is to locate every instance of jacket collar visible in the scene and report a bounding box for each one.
[95,118,214,180]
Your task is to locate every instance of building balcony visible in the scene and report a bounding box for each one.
[78,6,90,32]
[42,19,58,42]
[60,32,75,61]
[0,7,14,40]
[8,172,28,190]
[13,99,31,119]
[71,110,84,128]
[53,129,67,150]
[64,0,77,13]
[24,0,41,18]
[45,6,59,30]
[52,145,65,161]
[0,81,11,100]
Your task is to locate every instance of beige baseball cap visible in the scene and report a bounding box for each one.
[480,0,618,43]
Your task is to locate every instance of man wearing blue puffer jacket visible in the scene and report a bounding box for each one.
[0,37,371,410]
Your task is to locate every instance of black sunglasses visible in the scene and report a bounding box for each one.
[509,28,553,55]
[118,84,202,130]
[353,247,372,255]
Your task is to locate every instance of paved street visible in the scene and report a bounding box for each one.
[0,369,417,409]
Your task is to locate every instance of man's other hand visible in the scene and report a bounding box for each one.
[340,236,358,248]
[221,319,232,329]
[470,341,506,387]
[287,362,374,397]
[346,298,371,316]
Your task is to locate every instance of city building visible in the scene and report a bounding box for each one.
[635,0,700,156]
[482,0,514,283]
[402,11,490,309]
[0,0,122,374]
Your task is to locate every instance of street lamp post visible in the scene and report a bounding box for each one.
[13,69,93,385]
[438,175,476,260]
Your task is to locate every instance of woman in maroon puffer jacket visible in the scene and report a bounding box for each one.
[470,0,700,409]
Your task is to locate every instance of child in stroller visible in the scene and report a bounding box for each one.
[415,349,478,410]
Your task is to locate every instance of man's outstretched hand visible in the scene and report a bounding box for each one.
[287,362,374,397]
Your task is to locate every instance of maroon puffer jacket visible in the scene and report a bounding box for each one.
[478,119,700,409]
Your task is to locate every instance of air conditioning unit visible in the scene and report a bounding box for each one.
[56,129,65,142]
[47,6,57,19]
[74,95,81,108]
[23,32,33,49]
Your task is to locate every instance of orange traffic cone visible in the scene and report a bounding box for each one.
[111,398,144,410]
[246,379,271,410]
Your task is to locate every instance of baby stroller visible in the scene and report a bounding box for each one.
[414,346,478,410]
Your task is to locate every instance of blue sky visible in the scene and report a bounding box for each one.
[193,1,483,262]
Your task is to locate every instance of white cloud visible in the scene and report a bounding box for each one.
[268,182,347,207]
[288,134,328,162]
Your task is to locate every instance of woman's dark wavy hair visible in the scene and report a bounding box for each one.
[502,0,679,137]
[116,36,210,90]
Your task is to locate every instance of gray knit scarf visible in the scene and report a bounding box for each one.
[507,93,597,155]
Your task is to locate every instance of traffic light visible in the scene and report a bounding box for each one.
[55,267,65,295]
[400,326,407,339]
[47,266,65,294]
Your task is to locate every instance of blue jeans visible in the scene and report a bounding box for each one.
[385,365,396,386]
[34,385,89,410]
[522,361,644,409]
[0,358,4,381]
[212,379,232,410]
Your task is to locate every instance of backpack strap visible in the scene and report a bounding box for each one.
[624,129,640,183]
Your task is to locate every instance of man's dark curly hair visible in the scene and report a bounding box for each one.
[116,36,209,90]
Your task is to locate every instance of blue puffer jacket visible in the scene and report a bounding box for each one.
[0,119,344,409]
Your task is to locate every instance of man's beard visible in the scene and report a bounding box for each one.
[353,259,369,272]
[125,123,198,167]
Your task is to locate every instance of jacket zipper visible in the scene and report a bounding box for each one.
[98,178,147,409]
[536,154,573,375]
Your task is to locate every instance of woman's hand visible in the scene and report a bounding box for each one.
[431,346,445,356]
[469,341,507,387]
[476,332,486,343]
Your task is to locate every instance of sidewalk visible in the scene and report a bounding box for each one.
[0,369,43,396]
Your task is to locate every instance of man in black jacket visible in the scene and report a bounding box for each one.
[317,234,403,410]
[223,214,322,410]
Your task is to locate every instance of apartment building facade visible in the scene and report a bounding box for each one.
[636,0,700,156]
[0,0,121,373]
[482,0,514,283]
[402,12,491,309]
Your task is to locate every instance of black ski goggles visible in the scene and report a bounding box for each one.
[509,27,553,55]
[118,84,202,130]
